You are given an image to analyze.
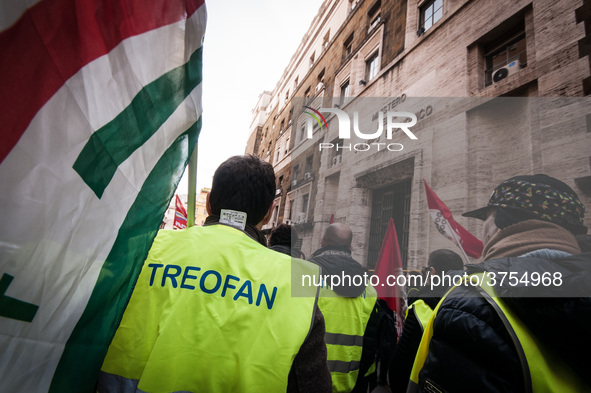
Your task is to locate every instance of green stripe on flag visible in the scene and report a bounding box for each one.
[73,46,203,199]
[0,273,39,322]
[50,118,201,393]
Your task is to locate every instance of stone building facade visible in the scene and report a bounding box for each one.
[246,0,591,271]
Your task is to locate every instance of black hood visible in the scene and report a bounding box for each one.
[309,246,368,297]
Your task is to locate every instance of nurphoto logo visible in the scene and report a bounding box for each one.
[302,107,418,152]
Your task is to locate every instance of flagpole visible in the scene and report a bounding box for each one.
[187,140,198,227]
[447,221,471,264]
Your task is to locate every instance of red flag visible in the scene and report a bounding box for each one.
[423,180,483,258]
[374,218,405,338]
[329,214,334,224]
[173,195,188,229]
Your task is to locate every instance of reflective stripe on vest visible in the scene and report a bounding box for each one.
[407,273,590,393]
[318,285,377,393]
[99,225,320,393]
[406,299,433,332]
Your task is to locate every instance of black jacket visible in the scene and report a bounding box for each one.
[309,245,368,297]
[388,270,464,393]
[416,252,591,393]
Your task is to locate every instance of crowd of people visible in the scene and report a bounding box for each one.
[96,155,591,393]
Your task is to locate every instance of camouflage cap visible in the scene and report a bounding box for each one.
[462,174,587,235]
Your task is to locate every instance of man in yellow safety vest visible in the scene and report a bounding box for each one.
[309,223,395,393]
[97,155,332,393]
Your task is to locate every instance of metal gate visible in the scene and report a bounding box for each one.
[367,179,411,270]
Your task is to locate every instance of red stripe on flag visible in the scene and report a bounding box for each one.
[374,218,405,338]
[0,0,205,164]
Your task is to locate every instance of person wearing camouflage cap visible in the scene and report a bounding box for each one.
[406,174,591,393]
[462,174,587,260]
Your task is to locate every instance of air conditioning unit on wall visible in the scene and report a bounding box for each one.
[492,60,520,84]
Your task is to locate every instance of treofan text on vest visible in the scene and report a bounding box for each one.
[147,263,277,309]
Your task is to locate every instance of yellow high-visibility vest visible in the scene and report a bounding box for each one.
[407,273,590,393]
[100,224,320,393]
[405,299,432,332]
[318,284,377,393]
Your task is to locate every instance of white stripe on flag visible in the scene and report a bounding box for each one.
[0,5,206,392]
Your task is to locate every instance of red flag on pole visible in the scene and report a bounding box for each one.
[374,217,405,338]
[423,180,483,259]
[174,195,188,230]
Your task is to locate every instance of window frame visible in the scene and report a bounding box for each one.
[344,33,354,58]
[483,30,526,86]
[419,0,443,33]
[365,51,380,81]
[340,79,351,103]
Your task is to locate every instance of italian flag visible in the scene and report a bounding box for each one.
[0,1,206,391]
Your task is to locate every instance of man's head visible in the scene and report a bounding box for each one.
[208,155,276,226]
[463,174,587,242]
[269,224,299,248]
[321,223,353,249]
[427,249,463,275]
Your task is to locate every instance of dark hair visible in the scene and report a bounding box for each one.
[428,249,463,273]
[209,155,275,225]
[269,224,299,247]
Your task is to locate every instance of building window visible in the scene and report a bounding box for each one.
[365,51,379,81]
[302,194,309,213]
[349,0,357,13]
[344,33,354,58]
[369,13,381,33]
[305,155,313,173]
[323,30,330,50]
[368,0,381,33]
[300,123,306,142]
[330,138,344,167]
[340,80,350,103]
[484,29,526,86]
[305,87,311,104]
[272,205,279,226]
[309,52,315,68]
[316,70,325,94]
[293,165,300,181]
[419,0,442,33]
[294,77,299,89]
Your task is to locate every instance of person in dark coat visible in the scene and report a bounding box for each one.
[309,223,368,297]
[389,249,464,392]
[409,174,591,393]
